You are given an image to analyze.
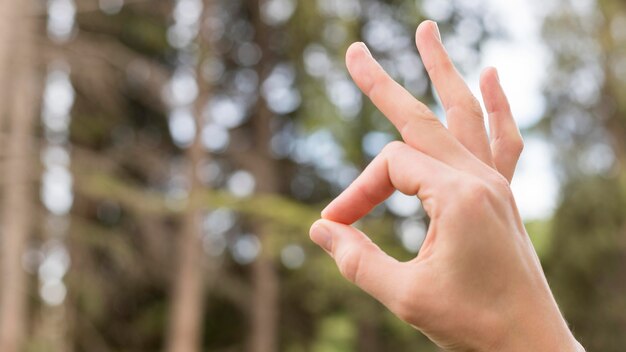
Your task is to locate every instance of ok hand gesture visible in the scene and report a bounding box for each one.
[310,21,583,352]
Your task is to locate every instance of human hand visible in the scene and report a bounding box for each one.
[310,21,584,351]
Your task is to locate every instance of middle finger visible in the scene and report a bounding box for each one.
[345,42,480,174]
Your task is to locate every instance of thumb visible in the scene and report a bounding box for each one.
[309,219,411,311]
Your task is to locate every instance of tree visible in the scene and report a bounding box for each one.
[0,0,38,350]
[165,1,215,350]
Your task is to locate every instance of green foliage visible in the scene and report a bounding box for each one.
[525,218,553,259]
[311,314,357,352]
[540,1,626,350]
[545,177,626,351]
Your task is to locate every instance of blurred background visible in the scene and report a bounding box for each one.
[0,0,624,351]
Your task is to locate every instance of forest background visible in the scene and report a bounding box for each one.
[0,0,624,351]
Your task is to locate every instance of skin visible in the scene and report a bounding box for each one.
[309,21,585,351]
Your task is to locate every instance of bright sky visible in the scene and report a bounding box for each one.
[466,0,558,220]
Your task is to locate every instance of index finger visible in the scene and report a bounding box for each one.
[321,141,452,224]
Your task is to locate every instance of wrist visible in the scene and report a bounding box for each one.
[493,303,582,352]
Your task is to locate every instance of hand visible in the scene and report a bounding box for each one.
[310,21,584,351]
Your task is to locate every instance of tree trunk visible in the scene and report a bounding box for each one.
[0,0,19,145]
[249,230,279,352]
[165,142,205,352]
[246,0,282,350]
[165,1,215,351]
[247,160,280,352]
[164,70,208,352]
[0,2,38,351]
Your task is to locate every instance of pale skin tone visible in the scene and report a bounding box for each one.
[309,21,585,351]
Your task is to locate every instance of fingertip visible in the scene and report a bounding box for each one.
[492,67,500,82]
[309,218,323,235]
[479,68,490,87]
[313,218,338,229]
[358,42,372,57]
[345,42,377,92]
[415,20,440,46]
[480,66,494,79]
[480,66,499,88]
[320,205,330,220]
[346,42,371,66]
[320,196,367,225]
[480,67,501,109]
[311,218,357,239]
[416,20,437,35]
[310,218,357,254]
[319,206,351,226]
[309,219,333,253]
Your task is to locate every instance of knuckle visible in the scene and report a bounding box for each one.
[486,172,514,198]
[492,175,516,202]
[393,289,420,323]
[488,172,511,190]
[399,113,439,140]
[500,100,512,114]
[413,100,436,120]
[444,172,516,218]
[462,178,490,198]
[365,78,381,100]
[393,298,415,323]
[425,57,454,78]
[467,98,485,119]
[505,137,524,156]
[390,272,428,324]
[448,99,484,121]
[422,111,442,127]
[512,135,524,154]
[423,58,437,75]
[337,245,369,284]
[455,177,495,209]
[480,172,516,203]
[354,181,379,206]
[381,140,406,155]
[493,133,524,157]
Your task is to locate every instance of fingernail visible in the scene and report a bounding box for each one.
[494,68,500,83]
[320,206,329,218]
[358,42,372,57]
[310,222,332,253]
[432,21,441,42]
